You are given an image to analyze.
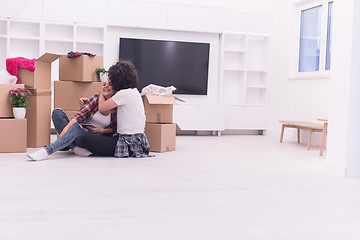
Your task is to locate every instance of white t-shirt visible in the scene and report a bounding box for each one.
[85,111,111,128]
[111,88,146,134]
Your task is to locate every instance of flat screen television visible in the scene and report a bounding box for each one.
[119,38,210,95]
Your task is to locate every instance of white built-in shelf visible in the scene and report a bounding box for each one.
[76,40,104,45]
[9,36,40,41]
[10,21,40,38]
[246,85,267,89]
[220,31,269,129]
[247,69,268,73]
[45,38,74,43]
[224,49,246,53]
[224,68,246,71]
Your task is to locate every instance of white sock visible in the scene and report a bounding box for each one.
[27,148,48,161]
[74,146,92,157]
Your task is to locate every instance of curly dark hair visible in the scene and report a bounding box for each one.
[108,60,138,91]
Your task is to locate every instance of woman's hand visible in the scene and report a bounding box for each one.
[79,98,89,108]
[85,125,105,134]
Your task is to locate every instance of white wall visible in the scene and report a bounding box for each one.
[326,0,360,177]
[266,0,330,147]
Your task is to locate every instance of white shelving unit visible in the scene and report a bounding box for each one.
[75,25,105,56]
[0,19,7,70]
[0,18,106,59]
[220,32,269,130]
[44,22,74,53]
[7,20,41,58]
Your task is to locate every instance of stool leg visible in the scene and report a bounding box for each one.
[320,122,328,156]
[297,129,300,143]
[280,124,285,143]
[308,129,312,150]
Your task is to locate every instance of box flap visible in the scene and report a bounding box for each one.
[174,96,185,102]
[143,95,179,105]
[37,53,61,63]
[27,88,51,96]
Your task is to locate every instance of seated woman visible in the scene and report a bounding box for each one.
[26,80,117,161]
[76,60,151,158]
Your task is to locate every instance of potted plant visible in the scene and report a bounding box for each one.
[9,87,32,119]
[96,67,108,82]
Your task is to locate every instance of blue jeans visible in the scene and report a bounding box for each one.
[45,109,88,155]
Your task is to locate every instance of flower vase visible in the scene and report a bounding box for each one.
[99,72,108,82]
[12,107,26,119]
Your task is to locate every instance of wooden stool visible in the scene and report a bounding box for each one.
[279,120,328,156]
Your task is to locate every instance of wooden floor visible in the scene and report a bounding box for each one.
[1,135,359,240]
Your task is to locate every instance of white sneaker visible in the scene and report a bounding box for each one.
[27,148,48,161]
[74,147,92,157]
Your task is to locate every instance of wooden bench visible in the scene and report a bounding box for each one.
[279,120,328,156]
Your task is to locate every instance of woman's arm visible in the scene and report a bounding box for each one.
[98,91,118,115]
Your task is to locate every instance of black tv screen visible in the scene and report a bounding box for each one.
[119,38,210,95]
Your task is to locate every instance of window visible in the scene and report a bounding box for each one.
[298,1,333,73]
[325,1,333,70]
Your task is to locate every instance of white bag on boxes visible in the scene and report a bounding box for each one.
[0,70,17,84]
[141,84,176,96]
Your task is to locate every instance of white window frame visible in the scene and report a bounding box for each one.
[291,0,333,79]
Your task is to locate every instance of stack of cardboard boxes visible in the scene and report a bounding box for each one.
[0,83,27,152]
[54,55,104,121]
[0,53,103,153]
[19,53,60,148]
[143,95,182,152]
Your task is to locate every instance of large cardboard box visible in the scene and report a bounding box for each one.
[142,95,183,123]
[0,119,27,153]
[18,53,61,89]
[0,83,25,117]
[27,88,51,148]
[63,110,79,120]
[59,55,103,82]
[145,123,176,152]
[54,81,103,111]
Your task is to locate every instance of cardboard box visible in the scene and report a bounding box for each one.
[54,81,103,111]
[27,88,51,148]
[0,119,27,153]
[59,55,103,82]
[145,123,176,152]
[142,95,184,123]
[18,53,61,89]
[0,83,25,117]
[63,110,78,120]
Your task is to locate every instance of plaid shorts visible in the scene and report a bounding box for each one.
[114,133,152,158]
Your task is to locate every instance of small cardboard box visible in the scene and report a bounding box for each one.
[18,53,61,89]
[145,123,177,152]
[142,95,184,123]
[0,119,27,153]
[27,88,51,148]
[0,83,25,117]
[54,81,103,111]
[59,55,103,82]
